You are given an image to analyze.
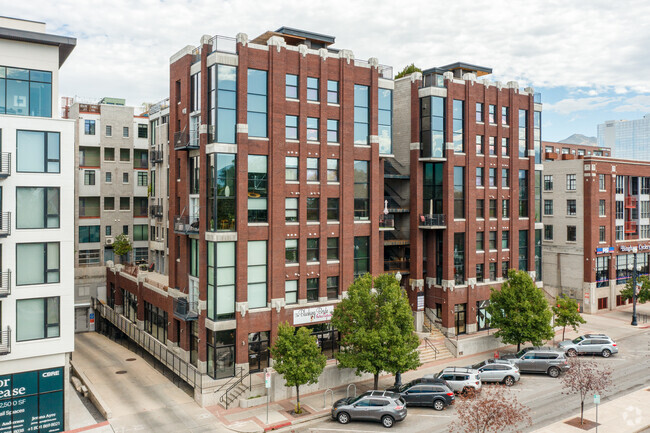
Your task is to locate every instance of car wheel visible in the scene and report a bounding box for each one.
[433,399,445,411]
[567,349,577,357]
[337,412,350,424]
[548,367,560,378]
[381,415,394,428]
[503,376,515,386]
[602,349,611,358]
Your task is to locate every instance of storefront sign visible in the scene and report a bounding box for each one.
[417,292,425,311]
[620,244,650,252]
[596,247,614,254]
[0,367,64,433]
[293,305,334,325]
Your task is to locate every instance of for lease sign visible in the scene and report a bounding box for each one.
[293,305,334,325]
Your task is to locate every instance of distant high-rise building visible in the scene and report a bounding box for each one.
[598,115,650,160]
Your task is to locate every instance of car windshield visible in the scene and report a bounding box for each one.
[399,380,417,392]
[347,396,363,404]
[471,361,487,369]
[515,348,529,357]
[571,337,584,344]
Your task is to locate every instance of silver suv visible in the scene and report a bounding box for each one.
[470,360,520,386]
[427,367,482,394]
[331,391,407,428]
[508,350,570,377]
[558,334,618,358]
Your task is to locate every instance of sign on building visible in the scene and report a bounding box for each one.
[293,305,334,325]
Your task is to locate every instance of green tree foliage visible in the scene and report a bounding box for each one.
[270,322,326,414]
[113,233,133,262]
[621,274,650,304]
[331,273,421,389]
[487,269,554,351]
[395,63,422,79]
[553,294,586,340]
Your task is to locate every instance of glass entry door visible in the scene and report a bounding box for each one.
[454,303,466,335]
[248,331,269,372]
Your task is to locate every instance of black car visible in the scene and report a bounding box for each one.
[386,378,454,411]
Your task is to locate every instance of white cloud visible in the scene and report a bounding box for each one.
[544,96,620,114]
[613,95,650,112]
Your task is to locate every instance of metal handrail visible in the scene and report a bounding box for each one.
[423,337,439,360]
[219,369,252,409]
[174,215,199,234]
[379,214,395,228]
[0,327,11,355]
[0,212,11,236]
[419,214,445,227]
[323,388,333,408]
[347,383,356,398]
[0,152,11,177]
[209,35,237,54]
[0,271,10,297]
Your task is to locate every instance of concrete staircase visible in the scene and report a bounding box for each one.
[418,317,454,364]
[220,381,249,409]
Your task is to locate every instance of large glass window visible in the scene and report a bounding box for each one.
[247,69,267,138]
[453,100,464,152]
[208,64,237,143]
[16,187,59,229]
[144,301,167,343]
[423,162,444,215]
[307,117,319,141]
[79,197,100,217]
[248,240,267,309]
[518,109,528,157]
[134,224,148,241]
[84,120,95,135]
[378,88,392,154]
[354,160,369,220]
[454,166,465,219]
[248,155,268,222]
[454,233,465,284]
[519,230,528,271]
[285,198,298,222]
[285,157,298,181]
[190,72,201,112]
[207,329,235,379]
[421,96,445,158]
[16,242,59,285]
[16,297,59,341]
[327,198,339,221]
[307,198,319,222]
[354,236,369,278]
[16,130,59,173]
[596,257,609,288]
[519,169,529,218]
[534,111,541,164]
[0,66,52,117]
[79,225,100,243]
[207,242,236,321]
[208,153,236,231]
[354,85,369,145]
[286,74,298,99]
[190,239,199,277]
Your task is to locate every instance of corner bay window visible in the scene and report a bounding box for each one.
[454,233,465,284]
[247,69,268,138]
[248,240,267,309]
[207,329,235,379]
[208,64,237,143]
[421,96,445,158]
[354,85,369,145]
[207,242,236,321]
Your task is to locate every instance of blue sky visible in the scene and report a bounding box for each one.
[4,0,650,143]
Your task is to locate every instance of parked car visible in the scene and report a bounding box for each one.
[507,350,570,377]
[469,360,520,386]
[558,334,618,358]
[425,367,482,394]
[387,378,455,410]
[331,391,407,428]
[498,346,555,360]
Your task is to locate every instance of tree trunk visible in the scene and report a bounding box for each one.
[517,342,521,352]
[296,385,301,414]
[580,400,584,425]
[562,325,566,340]
[374,373,379,390]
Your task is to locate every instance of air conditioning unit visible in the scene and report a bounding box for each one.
[105,237,114,246]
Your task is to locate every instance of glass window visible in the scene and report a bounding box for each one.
[544,175,553,191]
[286,74,298,99]
[544,225,553,241]
[307,117,319,141]
[476,199,484,219]
[489,168,496,187]
[285,198,298,222]
[122,172,129,184]
[502,230,510,249]
[567,226,577,242]
[247,69,268,138]
[104,197,114,210]
[566,174,576,191]
[489,137,496,155]
[84,119,96,135]
[207,153,236,232]
[519,170,529,218]
[567,199,577,216]
[502,168,510,188]
[285,156,298,181]
[599,226,606,243]
[476,102,484,122]
[16,242,59,285]
[207,242,236,321]
[137,171,148,186]
[476,232,484,251]
[501,106,509,125]
[307,197,319,222]
[327,159,339,182]
[206,329,236,379]
[476,167,484,186]
[285,115,298,140]
[354,85,369,145]
[285,280,298,304]
[79,225,100,243]
[454,233,465,284]
[106,125,112,136]
[519,230,528,270]
[354,160,369,220]
[476,135,484,155]
[1,67,51,117]
[16,131,59,173]
[79,197,100,217]
[518,109,528,157]
[544,199,553,216]
[104,147,114,161]
[248,155,268,222]
[327,198,339,221]
[307,238,319,262]
[119,148,130,162]
[327,119,339,143]
[248,240,267,308]
[327,276,339,299]
[285,239,298,264]
[354,236,369,278]
[501,137,509,156]
[453,100,464,152]
[207,64,237,144]
[137,124,148,138]
[306,157,319,181]
[327,80,339,104]
[307,77,319,101]
[79,249,100,265]
[489,199,497,218]
[454,166,465,219]
[421,96,445,158]
[84,169,96,185]
[16,297,59,341]
[16,187,59,229]
[502,199,510,218]
[120,197,130,210]
[307,278,319,301]
[133,224,148,241]
[489,231,497,250]
[327,237,339,261]
[378,88,392,154]
[489,104,496,124]
[123,126,129,138]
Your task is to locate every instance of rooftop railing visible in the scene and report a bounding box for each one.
[378,65,393,79]
[149,98,169,115]
[173,297,199,321]
[209,35,237,54]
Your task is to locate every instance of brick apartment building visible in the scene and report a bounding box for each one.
[543,140,610,160]
[102,27,394,405]
[542,154,649,313]
[390,64,543,336]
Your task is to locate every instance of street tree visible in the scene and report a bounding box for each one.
[395,63,422,79]
[486,269,554,351]
[449,385,531,433]
[331,273,420,389]
[552,294,586,340]
[112,233,133,263]
[621,274,650,304]
[270,322,326,414]
[561,358,613,425]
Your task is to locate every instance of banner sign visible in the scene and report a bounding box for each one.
[293,305,334,325]
[620,244,650,252]
[417,292,425,311]
[596,247,614,254]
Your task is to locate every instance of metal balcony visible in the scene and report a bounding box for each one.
[0,271,11,297]
[625,196,637,208]
[174,215,199,234]
[625,221,637,233]
[150,150,164,163]
[173,297,198,321]
[379,214,395,230]
[150,204,163,219]
[174,131,199,151]
[0,327,11,355]
[419,214,446,229]
[0,153,11,177]
[0,212,11,237]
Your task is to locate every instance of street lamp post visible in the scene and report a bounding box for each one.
[627,247,640,327]
[394,270,403,388]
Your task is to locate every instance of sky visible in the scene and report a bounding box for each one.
[5,0,650,142]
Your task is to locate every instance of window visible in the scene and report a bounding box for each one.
[488,137,496,155]
[501,106,509,125]
[79,197,100,217]
[502,199,510,218]
[207,153,236,232]
[454,167,465,219]
[502,168,510,187]
[285,280,298,304]
[327,80,339,104]
[476,264,484,282]
[519,230,528,271]
[248,240,267,309]
[596,257,609,288]
[476,167,484,186]
[307,77,319,101]
[79,225,100,243]
[16,187,59,229]
[489,199,497,218]
[616,175,624,194]
[104,197,115,210]
[285,156,298,181]
[285,198,298,222]
[307,117,319,141]
[476,102,484,122]
[599,226,606,242]
[120,148,130,162]
[489,168,496,187]
[454,233,465,284]
[489,263,497,281]
[544,175,553,191]
[599,199,606,217]
[122,126,129,138]
[307,198,319,222]
[327,237,339,261]
[519,170,528,217]
[502,261,510,279]
[16,131,59,173]
[544,225,553,241]
[354,85,369,144]
[106,225,112,236]
[144,302,167,343]
[476,199,484,219]
[354,236,369,277]
[489,104,496,124]
[306,157,319,181]
[567,199,577,216]
[16,297,59,341]
[137,171,148,186]
[327,276,339,299]
[327,119,339,143]
[566,174,576,191]
[476,232,484,251]
[137,124,148,139]
[205,242,235,321]
[120,197,130,210]
[208,64,237,143]
[502,230,510,249]
[518,109,527,157]
[1,67,52,117]
[133,224,148,241]
[84,119,95,135]
[104,148,115,162]
[567,226,577,242]
[354,161,369,220]
[378,88,392,154]
[616,225,624,240]
[105,125,112,136]
[476,136,484,154]
[285,115,298,140]
[501,137,509,156]
[122,172,129,183]
[599,174,606,191]
[285,239,298,264]
[421,96,446,158]
[286,74,298,99]
[307,238,319,262]
[453,100,464,152]
[616,201,624,219]
[307,278,319,301]
[133,149,148,169]
[327,198,339,221]
[190,71,201,113]
[105,172,112,183]
[544,200,553,216]
[79,249,100,265]
[248,155,268,222]
[248,69,268,138]
[327,159,339,182]
[16,242,59,285]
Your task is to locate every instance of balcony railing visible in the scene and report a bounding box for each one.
[149,98,169,115]
[0,271,11,297]
[174,131,199,151]
[0,212,11,236]
[625,221,637,233]
[378,65,393,79]
[150,205,163,218]
[0,327,11,355]
[174,215,199,234]
[625,196,637,208]
[173,297,198,321]
[209,35,237,54]
[379,213,395,230]
[150,150,163,163]
[419,214,446,229]
[0,153,11,177]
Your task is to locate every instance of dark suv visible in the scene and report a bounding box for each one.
[331,391,407,428]
[387,379,455,411]
[499,346,555,360]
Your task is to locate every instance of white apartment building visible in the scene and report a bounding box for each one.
[0,17,76,432]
